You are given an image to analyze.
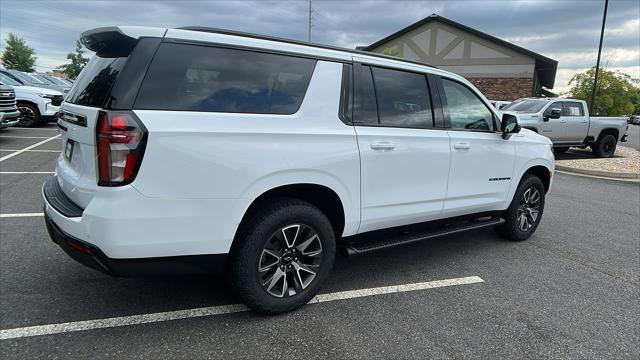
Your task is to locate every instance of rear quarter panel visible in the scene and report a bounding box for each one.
[588,117,628,141]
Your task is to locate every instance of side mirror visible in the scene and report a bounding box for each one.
[501,113,521,139]
[544,108,561,122]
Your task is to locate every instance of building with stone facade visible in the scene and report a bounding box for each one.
[361,14,558,100]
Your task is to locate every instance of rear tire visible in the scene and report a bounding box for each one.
[229,198,335,314]
[592,134,617,158]
[17,103,40,127]
[495,174,545,241]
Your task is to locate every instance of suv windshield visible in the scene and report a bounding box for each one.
[8,70,45,85]
[32,74,55,84]
[502,99,549,113]
[0,73,22,86]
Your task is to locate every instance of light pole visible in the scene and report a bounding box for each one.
[590,0,608,115]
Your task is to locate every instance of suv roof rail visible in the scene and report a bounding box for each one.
[176,26,437,69]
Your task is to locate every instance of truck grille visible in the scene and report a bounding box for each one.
[51,95,64,106]
[0,90,17,111]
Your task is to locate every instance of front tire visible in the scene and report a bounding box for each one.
[495,174,545,241]
[230,198,336,314]
[17,103,40,127]
[592,134,617,158]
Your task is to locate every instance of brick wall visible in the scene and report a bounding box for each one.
[467,77,533,101]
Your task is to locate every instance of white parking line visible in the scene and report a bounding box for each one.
[0,149,61,153]
[0,213,44,218]
[0,136,52,139]
[0,276,483,340]
[0,172,54,174]
[4,126,58,131]
[0,134,60,162]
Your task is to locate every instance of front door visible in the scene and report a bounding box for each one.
[438,77,516,215]
[541,101,567,142]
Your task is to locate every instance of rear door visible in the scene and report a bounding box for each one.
[563,101,588,142]
[56,36,161,208]
[438,76,516,214]
[352,62,451,233]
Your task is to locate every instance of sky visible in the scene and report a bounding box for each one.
[0,0,638,92]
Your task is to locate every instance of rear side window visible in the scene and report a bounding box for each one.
[66,56,127,107]
[372,67,432,128]
[563,102,584,116]
[353,64,378,125]
[135,43,316,114]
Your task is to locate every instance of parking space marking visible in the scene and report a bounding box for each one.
[3,127,58,131]
[0,149,60,153]
[0,134,60,162]
[0,276,483,340]
[0,172,54,174]
[0,213,44,218]
[0,136,52,139]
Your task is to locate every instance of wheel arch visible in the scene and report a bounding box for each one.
[597,128,619,141]
[232,183,348,254]
[523,165,551,193]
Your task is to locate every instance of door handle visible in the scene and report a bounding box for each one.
[560,120,567,123]
[371,142,396,150]
[453,142,471,150]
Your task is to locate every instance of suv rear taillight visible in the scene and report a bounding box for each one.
[96,111,147,186]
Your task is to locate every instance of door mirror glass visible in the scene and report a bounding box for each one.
[501,113,521,139]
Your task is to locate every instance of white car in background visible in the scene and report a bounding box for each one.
[0,71,64,127]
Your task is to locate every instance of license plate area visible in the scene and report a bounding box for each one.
[64,139,74,161]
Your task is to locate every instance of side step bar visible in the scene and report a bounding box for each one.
[344,217,505,256]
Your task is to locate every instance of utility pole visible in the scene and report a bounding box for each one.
[307,0,312,43]
[590,0,608,115]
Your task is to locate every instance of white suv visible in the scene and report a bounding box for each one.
[44,26,554,314]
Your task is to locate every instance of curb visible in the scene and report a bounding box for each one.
[555,164,640,180]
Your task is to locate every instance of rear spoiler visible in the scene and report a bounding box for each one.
[81,26,166,57]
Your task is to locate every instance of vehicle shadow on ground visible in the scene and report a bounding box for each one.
[554,148,622,160]
[49,229,503,316]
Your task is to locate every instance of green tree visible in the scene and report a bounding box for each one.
[1,33,37,72]
[57,39,89,79]
[383,47,401,57]
[565,68,640,115]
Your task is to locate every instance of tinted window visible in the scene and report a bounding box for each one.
[502,99,548,113]
[0,72,21,86]
[135,43,316,114]
[65,55,127,107]
[353,64,378,125]
[372,67,432,128]
[442,78,494,131]
[543,102,562,117]
[563,102,584,116]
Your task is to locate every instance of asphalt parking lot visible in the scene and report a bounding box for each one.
[1,123,638,359]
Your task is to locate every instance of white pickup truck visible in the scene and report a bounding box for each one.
[502,98,628,157]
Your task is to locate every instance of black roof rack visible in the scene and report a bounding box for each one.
[176,26,437,69]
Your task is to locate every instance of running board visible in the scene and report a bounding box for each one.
[344,217,505,256]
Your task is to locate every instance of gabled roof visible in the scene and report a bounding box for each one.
[362,14,558,88]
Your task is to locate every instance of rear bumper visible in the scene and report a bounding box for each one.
[45,213,227,276]
[42,176,232,275]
